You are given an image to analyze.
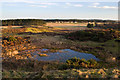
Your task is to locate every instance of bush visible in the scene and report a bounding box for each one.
[66,57,98,68]
[65,30,120,42]
[3,36,17,42]
[8,36,17,41]
[87,23,94,28]
[58,64,68,70]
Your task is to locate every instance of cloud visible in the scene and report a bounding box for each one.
[91,5,118,9]
[29,2,57,8]
[30,5,47,8]
[100,6,118,9]
[65,2,83,7]
[93,2,100,6]
[73,4,83,7]
[0,0,57,5]
[1,0,58,8]
[89,2,100,8]
[0,0,34,3]
[89,2,117,9]
[39,3,57,5]
[65,3,71,5]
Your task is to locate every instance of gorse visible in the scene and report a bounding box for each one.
[66,57,98,68]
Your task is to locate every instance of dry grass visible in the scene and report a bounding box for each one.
[46,23,87,27]
[25,27,62,33]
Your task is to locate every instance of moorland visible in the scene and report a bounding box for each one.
[1,19,120,79]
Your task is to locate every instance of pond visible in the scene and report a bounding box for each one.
[27,49,99,62]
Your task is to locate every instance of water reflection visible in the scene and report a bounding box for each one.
[28,49,99,62]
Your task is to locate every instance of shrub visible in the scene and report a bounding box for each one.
[58,64,68,70]
[66,57,98,68]
[65,30,120,42]
[8,36,17,41]
[87,23,94,28]
[2,36,31,46]
[87,59,98,67]
[3,36,17,42]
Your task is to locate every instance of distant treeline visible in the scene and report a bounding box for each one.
[2,19,46,26]
[44,19,117,23]
[1,19,118,26]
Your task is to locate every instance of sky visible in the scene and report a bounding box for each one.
[0,0,119,20]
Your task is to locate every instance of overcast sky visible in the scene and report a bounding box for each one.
[0,0,119,20]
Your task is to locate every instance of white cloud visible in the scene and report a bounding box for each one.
[89,2,117,10]
[89,2,100,8]
[100,6,118,9]
[73,4,83,7]
[29,2,57,8]
[91,5,118,9]
[65,3,83,7]
[0,0,57,5]
[93,3,100,6]
[0,0,34,3]
[65,3,71,5]
[1,1,58,8]
[30,5,47,8]
[39,3,57,5]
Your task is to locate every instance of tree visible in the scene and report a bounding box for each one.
[87,23,94,28]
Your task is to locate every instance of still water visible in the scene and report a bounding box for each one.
[28,49,99,62]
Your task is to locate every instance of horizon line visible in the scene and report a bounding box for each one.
[1,18,118,21]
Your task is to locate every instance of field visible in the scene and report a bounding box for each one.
[1,21,120,79]
[46,23,88,27]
